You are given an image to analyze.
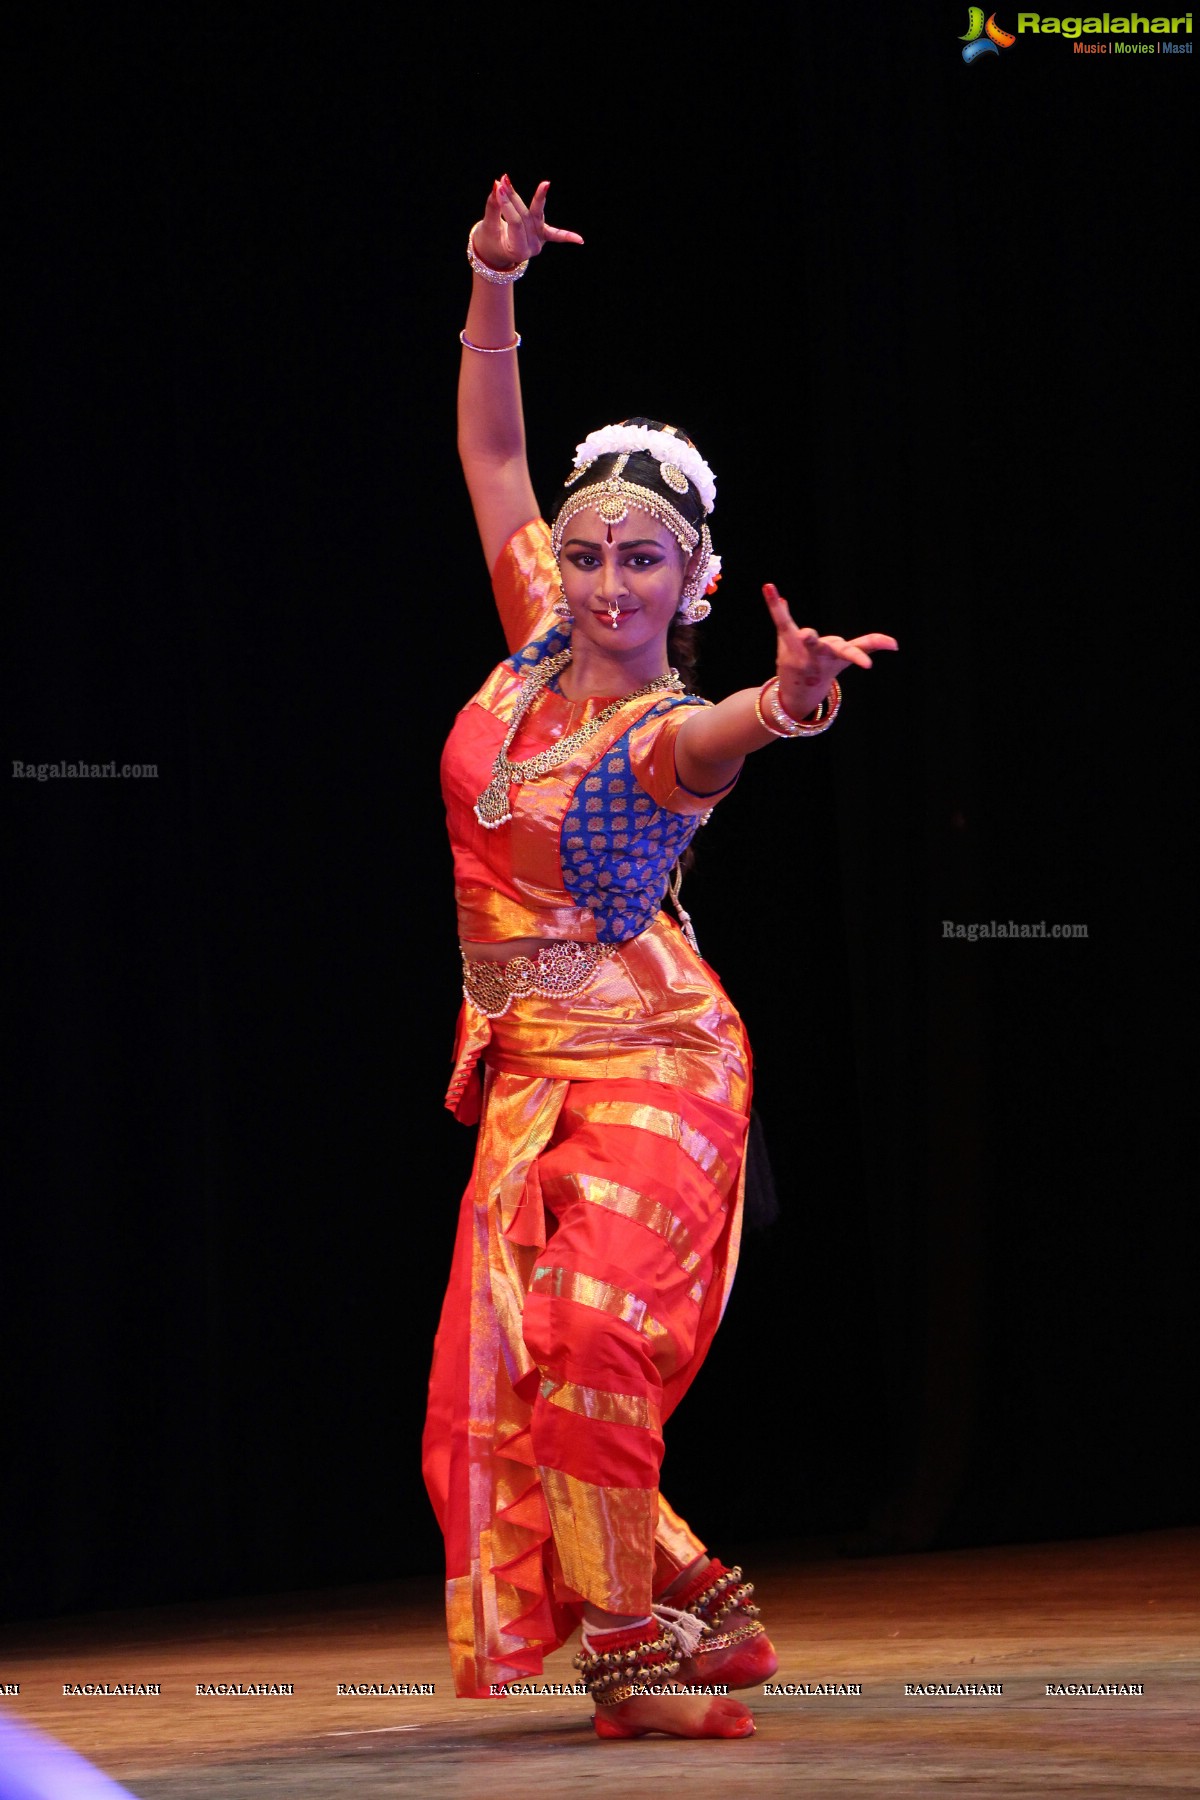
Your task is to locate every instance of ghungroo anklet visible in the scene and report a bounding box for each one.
[666,1560,766,1658]
[574,1620,680,1707]
[573,1604,706,1706]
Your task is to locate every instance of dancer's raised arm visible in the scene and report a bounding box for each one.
[458,175,583,572]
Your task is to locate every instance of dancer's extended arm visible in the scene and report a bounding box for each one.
[674,584,898,794]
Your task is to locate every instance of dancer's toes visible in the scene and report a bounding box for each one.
[593,1689,754,1739]
[706,1696,756,1737]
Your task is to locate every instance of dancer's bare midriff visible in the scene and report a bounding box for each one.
[460,936,588,963]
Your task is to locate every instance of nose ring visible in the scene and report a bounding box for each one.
[607,597,621,630]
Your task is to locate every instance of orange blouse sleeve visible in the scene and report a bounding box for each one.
[490,517,559,654]
[626,703,741,817]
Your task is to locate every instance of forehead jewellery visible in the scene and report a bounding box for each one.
[474,648,682,829]
[553,426,723,623]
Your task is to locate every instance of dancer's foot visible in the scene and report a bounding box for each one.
[658,1555,779,1691]
[593,1684,754,1739]
[575,1608,755,1739]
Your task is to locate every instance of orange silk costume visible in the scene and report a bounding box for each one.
[422,520,752,1698]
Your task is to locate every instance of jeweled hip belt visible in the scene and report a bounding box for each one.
[461,939,617,1019]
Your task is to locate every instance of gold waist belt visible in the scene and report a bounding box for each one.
[461,940,617,1019]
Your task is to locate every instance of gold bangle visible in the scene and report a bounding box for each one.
[755,677,842,739]
[753,682,787,737]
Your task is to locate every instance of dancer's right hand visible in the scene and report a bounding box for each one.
[472,175,584,270]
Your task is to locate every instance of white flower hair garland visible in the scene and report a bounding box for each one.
[571,425,717,515]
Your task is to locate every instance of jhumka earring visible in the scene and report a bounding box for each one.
[677,524,714,623]
[552,582,573,622]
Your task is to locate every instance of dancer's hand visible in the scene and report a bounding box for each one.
[762,582,898,717]
[471,175,584,271]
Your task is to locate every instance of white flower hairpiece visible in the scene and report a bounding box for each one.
[572,424,717,514]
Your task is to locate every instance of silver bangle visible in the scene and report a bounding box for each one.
[460,329,521,354]
[467,223,528,286]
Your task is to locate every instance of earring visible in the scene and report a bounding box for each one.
[676,523,715,623]
[677,571,710,625]
[552,584,573,622]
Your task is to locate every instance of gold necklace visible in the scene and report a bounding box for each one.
[474,648,682,829]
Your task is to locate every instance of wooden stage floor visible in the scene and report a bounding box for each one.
[2,1529,1196,1798]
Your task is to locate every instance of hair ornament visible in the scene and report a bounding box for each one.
[591,453,633,528]
[571,424,717,514]
[562,459,593,488]
[595,493,630,526]
[659,463,689,495]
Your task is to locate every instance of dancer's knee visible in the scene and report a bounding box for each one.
[522,1293,658,1391]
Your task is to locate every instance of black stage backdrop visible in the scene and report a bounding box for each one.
[6,6,1192,1619]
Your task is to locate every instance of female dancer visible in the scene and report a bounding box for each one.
[422,173,897,1741]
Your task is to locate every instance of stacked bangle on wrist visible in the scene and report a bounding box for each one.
[467,223,528,285]
[754,676,842,739]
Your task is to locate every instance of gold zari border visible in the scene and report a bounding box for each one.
[540,1376,660,1432]
[529,1266,669,1340]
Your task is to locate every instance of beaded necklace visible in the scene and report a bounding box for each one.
[473,648,682,829]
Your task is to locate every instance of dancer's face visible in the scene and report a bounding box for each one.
[558,507,690,658]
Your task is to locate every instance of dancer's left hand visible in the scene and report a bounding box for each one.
[762,582,898,717]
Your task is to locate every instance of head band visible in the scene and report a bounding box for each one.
[552,455,700,558]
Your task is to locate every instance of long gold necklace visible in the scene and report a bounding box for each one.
[474,648,682,829]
